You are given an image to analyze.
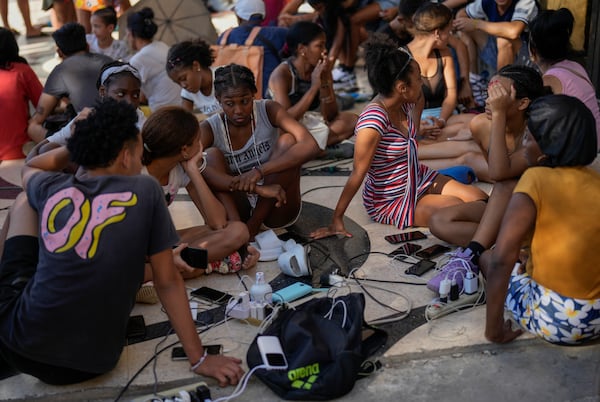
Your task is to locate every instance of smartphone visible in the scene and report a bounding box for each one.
[126,315,146,339]
[190,286,231,305]
[181,247,208,269]
[257,336,288,370]
[415,244,451,259]
[388,242,422,257]
[271,282,313,304]
[384,230,427,244]
[171,345,223,360]
[405,259,436,276]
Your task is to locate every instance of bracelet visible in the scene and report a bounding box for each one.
[437,118,446,128]
[198,152,207,173]
[190,349,208,372]
[253,166,264,179]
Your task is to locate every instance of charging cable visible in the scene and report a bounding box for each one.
[211,364,268,402]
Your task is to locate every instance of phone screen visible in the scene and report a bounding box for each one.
[181,247,208,269]
[384,231,427,244]
[126,315,146,339]
[388,243,422,257]
[405,259,436,276]
[415,244,451,259]
[190,287,231,304]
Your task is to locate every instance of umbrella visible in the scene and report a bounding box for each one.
[119,0,218,46]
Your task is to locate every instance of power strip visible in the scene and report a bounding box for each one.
[425,288,486,320]
[130,381,209,402]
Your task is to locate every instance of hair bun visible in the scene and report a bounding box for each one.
[140,7,154,19]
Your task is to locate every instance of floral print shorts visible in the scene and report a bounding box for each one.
[506,266,600,345]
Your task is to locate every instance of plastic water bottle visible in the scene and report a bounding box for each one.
[250,272,272,303]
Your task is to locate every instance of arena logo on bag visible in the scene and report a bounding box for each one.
[288,363,320,390]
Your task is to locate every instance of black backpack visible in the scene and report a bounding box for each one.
[246,293,387,400]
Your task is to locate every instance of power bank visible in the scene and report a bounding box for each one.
[257,336,288,370]
[271,282,313,304]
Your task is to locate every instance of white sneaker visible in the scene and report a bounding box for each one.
[332,66,348,82]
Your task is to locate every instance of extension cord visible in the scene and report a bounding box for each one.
[425,288,486,320]
[226,292,250,320]
[130,381,209,402]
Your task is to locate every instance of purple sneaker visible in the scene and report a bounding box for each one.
[426,248,478,294]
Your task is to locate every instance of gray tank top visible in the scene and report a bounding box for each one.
[208,99,279,174]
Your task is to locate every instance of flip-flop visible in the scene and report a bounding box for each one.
[249,229,284,262]
[277,240,311,277]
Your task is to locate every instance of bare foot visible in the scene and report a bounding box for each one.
[26,26,44,38]
[242,245,260,270]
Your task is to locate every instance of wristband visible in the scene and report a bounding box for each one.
[253,166,264,179]
[190,349,208,372]
[198,152,208,173]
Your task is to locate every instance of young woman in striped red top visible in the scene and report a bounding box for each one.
[311,34,487,239]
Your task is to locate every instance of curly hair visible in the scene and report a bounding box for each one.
[0,28,27,69]
[127,7,158,40]
[141,106,199,165]
[529,8,574,64]
[214,64,257,97]
[364,33,414,97]
[68,98,139,169]
[166,39,214,74]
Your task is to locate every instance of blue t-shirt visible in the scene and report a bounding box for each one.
[218,24,287,97]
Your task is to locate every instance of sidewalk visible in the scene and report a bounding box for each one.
[1,1,599,401]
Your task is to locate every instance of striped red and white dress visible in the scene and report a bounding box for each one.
[357,102,438,229]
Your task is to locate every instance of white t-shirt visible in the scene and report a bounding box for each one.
[86,34,131,61]
[129,41,181,112]
[47,109,146,145]
[466,0,538,24]
[141,163,190,206]
[181,67,221,116]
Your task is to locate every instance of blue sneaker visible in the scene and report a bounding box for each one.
[427,248,478,294]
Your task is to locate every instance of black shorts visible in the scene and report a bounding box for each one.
[0,236,101,385]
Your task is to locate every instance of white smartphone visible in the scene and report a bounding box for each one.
[257,336,288,370]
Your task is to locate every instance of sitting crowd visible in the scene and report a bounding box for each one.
[0,0,598,389]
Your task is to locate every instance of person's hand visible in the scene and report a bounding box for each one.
[74,107,94,122]
[254,184,287,207]
[172,243,204,279]
[310,218,351,239]
[486,319,523,343]
[233,167,263,193]
[278,13,299,27]
[453,17,479,32]
[183,141,205,174]
[458,79,475,108]
[195,354,244,387]
[379,7,398,21]
[420,117,443,140]
[311,56,328,89]
[487,81,515,115]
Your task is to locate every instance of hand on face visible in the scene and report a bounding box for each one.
[486,81,516,114]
